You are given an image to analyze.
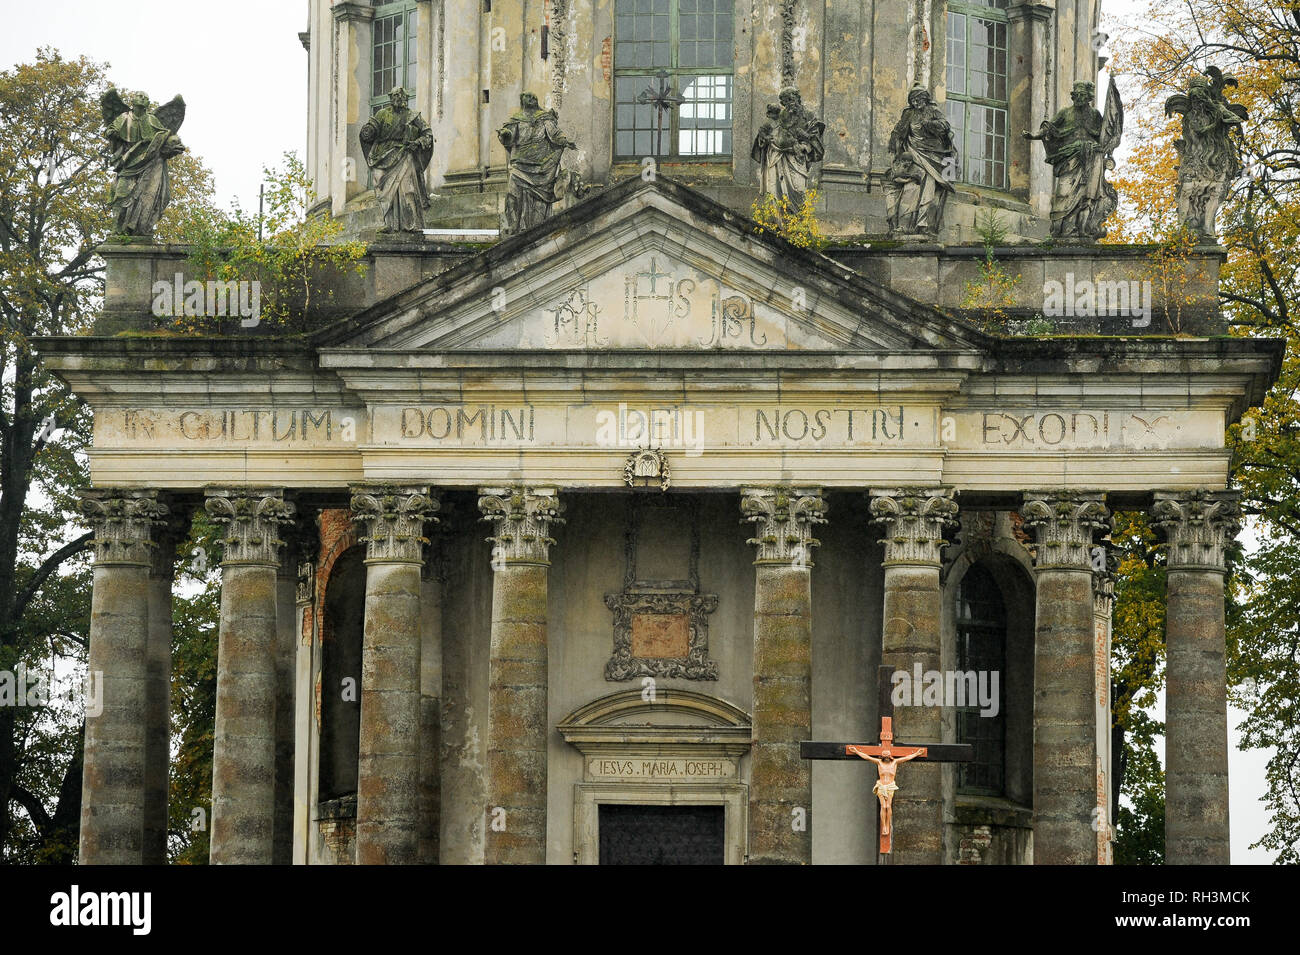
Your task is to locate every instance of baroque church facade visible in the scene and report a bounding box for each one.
[40,0,1280,864]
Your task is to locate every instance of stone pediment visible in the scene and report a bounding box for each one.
[316,177,988,353]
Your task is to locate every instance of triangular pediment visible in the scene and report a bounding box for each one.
[317,177,988,353]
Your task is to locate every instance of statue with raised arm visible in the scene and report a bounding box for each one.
[885,85,958,238]
[1164,66,1248,240]
[497,92,578,236]
[752,87,826,210]
[848,745,926,837]
[1023,77,1123,240]
[101,88,186,238]
[360,86,434,233]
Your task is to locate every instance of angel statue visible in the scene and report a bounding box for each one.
[360,85,435,233]
[1024,77,1123,240]
[101,89,186,238]
[1164,67,1249,240]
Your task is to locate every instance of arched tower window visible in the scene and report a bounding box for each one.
[955,562,1008,795]
[613,0,734,160]
[945,0,1010,189]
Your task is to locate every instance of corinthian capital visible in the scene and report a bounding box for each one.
[868,488,958,566]
[478,486,564,566]
[204,488,296,565]
[740,486,827,566]
[1020,491,1110,570]
[1152,490,1240,573]
[350,486,439,564]
[80,489,169,566]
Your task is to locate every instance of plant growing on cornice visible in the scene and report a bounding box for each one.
[175,152,368,334]
[961,209,1022,332]
[750,189,828,251]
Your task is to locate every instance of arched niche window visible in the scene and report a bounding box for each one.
[319,546,366,802]
[955,562,1008,795]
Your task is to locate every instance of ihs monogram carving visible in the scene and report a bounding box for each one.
[350,486,439,563]
[624,257,679,345]
[621,258,759,348]
[1152,490,1241,572]
[869,488,958,566]
[478,486,564,566]
[80,490,169,566]
[204,489,296,565]
[741,486,827,566]
[1019,492,1111,570]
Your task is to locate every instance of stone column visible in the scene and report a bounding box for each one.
[143,505,188,865]
[868,488,959,865]
[741,487,827,865]
[78,490,168,865]
[1020,491,1110,865]
[276,511,318,865]
[206,488,296,865]
[350,486,439,865]
[478,486,564,865]
[1152,490,1240,865]
[291,550,317,864]
[419,521,447,864]
[1092,569,1115,865]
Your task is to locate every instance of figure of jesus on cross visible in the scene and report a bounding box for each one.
[802,665,972,858]
[847,719,926,841]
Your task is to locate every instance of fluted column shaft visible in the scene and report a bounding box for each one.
[1021,491,1110,865]
[869,488,958,864]
[351,486,438,865]
[1154,490,1239,865]
[479,486,563,865]
[78,490,168,865]
[207,488,295,865]
[741,487,826,865]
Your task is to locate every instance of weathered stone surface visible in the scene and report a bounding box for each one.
[745,487,821,865]
[1021,491,1110,865]
[1154,490,1239,865]
[480,486,554,864]
[210,563,280,865]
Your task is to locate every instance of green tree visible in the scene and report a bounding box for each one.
[1109,0,1300,861]
[0,48,218,861]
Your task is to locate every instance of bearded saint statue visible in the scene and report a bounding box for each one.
[360,86,435,233]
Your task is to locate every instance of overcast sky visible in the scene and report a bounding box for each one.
[1,0,1277,863]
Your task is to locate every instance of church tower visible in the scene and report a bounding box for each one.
[305,0,1104,238]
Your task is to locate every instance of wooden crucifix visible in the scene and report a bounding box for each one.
[801,665,973,859]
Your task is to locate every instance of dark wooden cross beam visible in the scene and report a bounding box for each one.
[801,665,974,859]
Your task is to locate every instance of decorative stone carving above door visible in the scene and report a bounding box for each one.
[604,496,720,681]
